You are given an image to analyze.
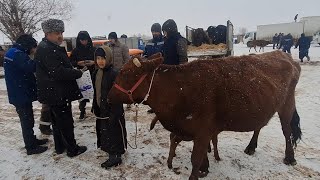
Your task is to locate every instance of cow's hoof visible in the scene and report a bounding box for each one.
[167,163,173,169]
[188,175,198,180]
[199,170,209,178]
[244,147,256,155]
[283,157,297,166]
[215,156,221,161]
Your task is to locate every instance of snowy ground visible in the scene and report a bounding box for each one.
[0,44,320,180]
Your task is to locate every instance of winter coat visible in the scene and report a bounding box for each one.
[295,34,311,51]
[92,63,127,154]
[35,38,83,105]
[109,41,130,71]
[163,32,188,65]
[4,44,37,106]
[143,35,164,58]
[282,35,294,48]
[70,31,96,73]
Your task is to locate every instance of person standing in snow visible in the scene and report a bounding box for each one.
[282,33,294,54]
[108,32,131,110]
[35,19,87,157]
[295,33,311,62]
[162,19,188,65]
[144,23,164,113]
[92,46,127,168]
[4,34,49,155]
[70,31,96,120]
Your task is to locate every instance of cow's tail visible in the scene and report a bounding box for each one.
[290,108,302,148]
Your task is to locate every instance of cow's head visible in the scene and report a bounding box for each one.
[108,53,163,104]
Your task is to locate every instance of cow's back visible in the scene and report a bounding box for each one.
[180,51,300,131]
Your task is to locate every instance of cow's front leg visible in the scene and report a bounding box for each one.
[189,137,210,180]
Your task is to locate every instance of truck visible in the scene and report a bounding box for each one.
[243,16,320,44]
[186,20,234,58]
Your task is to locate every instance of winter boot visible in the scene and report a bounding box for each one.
[27,146,48,155]
[36,138,49,145]
[67,145,87,157]
[101,154,122,169]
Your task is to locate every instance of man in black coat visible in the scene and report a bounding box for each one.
[35,19,87,157]
[162,19,188,65]
[295,33,311,62]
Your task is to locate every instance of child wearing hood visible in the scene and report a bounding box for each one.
[92,46,127,168]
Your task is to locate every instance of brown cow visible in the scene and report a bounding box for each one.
[108,51,301,180]
[247,40,270,52]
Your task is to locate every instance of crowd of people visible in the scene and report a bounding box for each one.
[273,32,311,62]
[3,18,188,168]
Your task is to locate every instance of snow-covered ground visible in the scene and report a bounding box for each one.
[0,44,320,180]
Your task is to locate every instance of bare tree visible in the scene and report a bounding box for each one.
[0,0,72,42]
[238,27,248,35]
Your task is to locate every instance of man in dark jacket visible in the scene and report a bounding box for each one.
[70,31,96,120]
[162,19,188,65]
[4,34,48,155]
[144,23,164,113]
[295,33,311,62]
[272,33,279,49]
[35,19,87,157]
[144,23,164,58]
[282,33,294,54]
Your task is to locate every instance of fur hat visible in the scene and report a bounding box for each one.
[41,19,65,33]
[151,23,162,33]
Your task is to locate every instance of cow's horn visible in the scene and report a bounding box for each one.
[133,58,142,67]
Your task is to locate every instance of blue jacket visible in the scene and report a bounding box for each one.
[295,35,311,51]
[4,44,37,107]
[143,35,164,58]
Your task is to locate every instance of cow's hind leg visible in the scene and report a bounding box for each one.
[278,94,301,165]
[167,133,182,169]
[212,133,221,161]
[189,136,211,180]
[244,129,261,155]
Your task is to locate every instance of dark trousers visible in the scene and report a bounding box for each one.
[50,103,78,153]
[97,116,127,155]
[40,104,52,128]
[15,103,37,150]
[283,46,291,54]
[299,49,309,60]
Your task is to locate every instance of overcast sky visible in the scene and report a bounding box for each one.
[1,0,319,43]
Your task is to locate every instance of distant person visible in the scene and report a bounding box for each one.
[162,19,188,65]
[70,31,96,120]
[4,34,48,155]
[120,34,128,38]
[282,33,294,54]
[272,33,279,49]
[108,32,131,109]
[294,14,298,22]
[144,23,164,113]
[295,33,311,62]
[107,32,130,71]
[278,33,284,49]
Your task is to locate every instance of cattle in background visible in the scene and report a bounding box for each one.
[247,40,270,52]
[108,52,301,180]
[191,28,211,47]
[207,25,227,45]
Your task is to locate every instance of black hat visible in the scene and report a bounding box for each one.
[16,34,37,54]
[151,23,162,33]
[162,19,178,34]
[41,19,64,33]
[108,32,118,40]
[78,31,90,40]
[95,48,106,58]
